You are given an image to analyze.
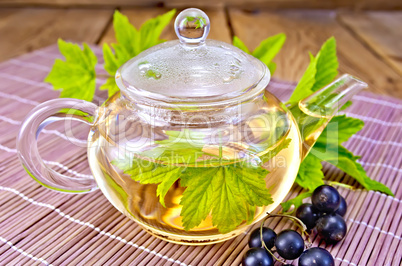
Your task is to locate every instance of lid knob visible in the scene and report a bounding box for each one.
[174,8,210,45]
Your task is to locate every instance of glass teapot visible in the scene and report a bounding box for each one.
[17,8,367,245]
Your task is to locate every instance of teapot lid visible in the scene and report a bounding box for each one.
[116,8,270,107]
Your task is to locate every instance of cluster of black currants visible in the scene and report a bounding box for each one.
[297,185,348,243]
[242,185,347,266]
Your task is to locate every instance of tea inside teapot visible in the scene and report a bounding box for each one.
[87,88,302,244]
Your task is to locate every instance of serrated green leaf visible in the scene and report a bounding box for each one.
[311,37,338,92]
[137,9,176,52]
[45,39,97,101]
[339,100,353,111]
[232,164,272,206]
[112,10,138,60]
[288,37,338,104]
[252,33,286,66]
[114,156,187,207]
[288,52,317,103]
[355,163,393,195]
[261,138,291,163]
[246,205,256,224]
[233,36,250,54]
[102,43,120,76]
[313,142,393,196]
[180,163,273,233]
[180,167,216,230]
[232,34,284,75]
[267,61,277,74]
[102,9,176,96]
[156,167,184,207]
[114,157,177,185]
[319,115,364,144]
[211,167,248,233]
[99,77,120,98]
[295,154,325,191]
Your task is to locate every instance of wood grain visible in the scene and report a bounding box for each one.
[0,8,113,62]
[100,7,232,45]
[163,0,402,10]
[0,0,401,10]
[228,9,402,98]
[0,7,400,98]
[338,11,402,76]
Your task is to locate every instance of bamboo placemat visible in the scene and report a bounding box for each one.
[0,45,401,266]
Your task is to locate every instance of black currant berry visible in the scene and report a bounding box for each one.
[316,213,347,243]
[296,203,320,230]
[242,247,274,266]
[312,185,341,213]
[335,196,347,217]
[249,227,277,249]
[299,247,334,266]
[275,229,304,260]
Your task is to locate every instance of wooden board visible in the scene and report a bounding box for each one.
[0,8,113,62]
[100,7,232,44]
[0,6,400,98]
[0,0,401,10]
[163,0,402,10]
[338,11,402,76]
[228,8,402,98]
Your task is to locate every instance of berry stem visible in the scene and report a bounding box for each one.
[96,74,112,79]
[266,212,307,231]
[326,181,356,190]
[263,212,312,249]
[259,216,287,264]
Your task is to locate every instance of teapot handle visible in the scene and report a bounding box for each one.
[16,98,98,193]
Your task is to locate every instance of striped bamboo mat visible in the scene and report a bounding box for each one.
[0,45,401,266]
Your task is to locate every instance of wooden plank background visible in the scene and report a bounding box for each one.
[0,0,401,10]
[0,6,400,98]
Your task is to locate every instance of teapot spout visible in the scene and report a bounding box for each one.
[292,74,368,160]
